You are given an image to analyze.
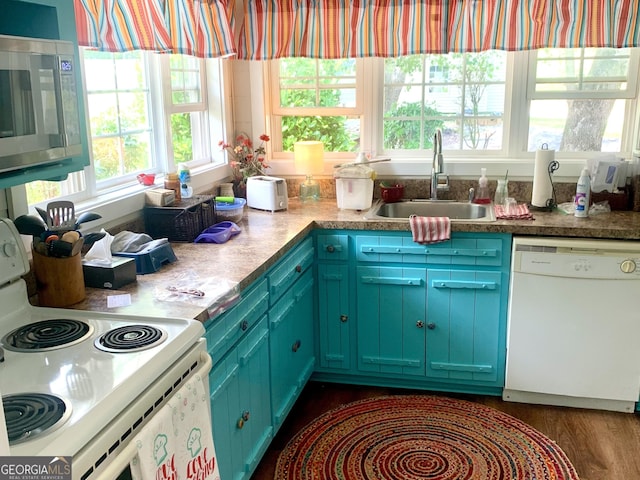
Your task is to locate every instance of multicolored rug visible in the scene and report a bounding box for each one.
[275,395,580,479]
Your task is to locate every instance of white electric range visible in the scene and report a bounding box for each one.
[0,218,212,479]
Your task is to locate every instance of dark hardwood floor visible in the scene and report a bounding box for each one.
[251,381,640,480]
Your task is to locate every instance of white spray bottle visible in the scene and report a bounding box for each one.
[574,167,591,218]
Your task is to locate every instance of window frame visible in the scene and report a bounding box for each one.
[20,48,233,218]
[266,58,365,165]
[263,49,640,180]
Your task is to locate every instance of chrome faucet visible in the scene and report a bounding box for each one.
[430,129,448,199]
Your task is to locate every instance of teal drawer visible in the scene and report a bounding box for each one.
[356,234,503,267]
[267,236,314,305]
[205,278,269,364]
[316,234,349,261]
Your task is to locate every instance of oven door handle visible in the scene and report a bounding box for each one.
[93,350,213,479]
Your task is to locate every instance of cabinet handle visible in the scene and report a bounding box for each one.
[427,322,436,330]
[416,320,424,328]
[295,264,302,273]
[292,339,301,352]
[340,314,348,323]
[326,245,335,253]
[237,410,250,429]
[240,320,249,331]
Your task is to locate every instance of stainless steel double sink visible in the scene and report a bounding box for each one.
[364,199,496,222]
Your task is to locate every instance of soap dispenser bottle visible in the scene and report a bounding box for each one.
[473,168,491,204]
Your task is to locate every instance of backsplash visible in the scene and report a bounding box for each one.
[283,177,580,205]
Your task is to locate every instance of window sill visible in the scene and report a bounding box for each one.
[265,156,593,181]
[71,164,229,232]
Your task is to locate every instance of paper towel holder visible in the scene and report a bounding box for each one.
[529,143,560,212]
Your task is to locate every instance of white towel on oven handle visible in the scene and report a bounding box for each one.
[130,374,220,480]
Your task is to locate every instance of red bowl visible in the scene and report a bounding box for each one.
[380,184,404,203]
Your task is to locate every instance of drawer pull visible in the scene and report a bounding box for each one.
[432,280,497,290]
[416,320,424,328]
[427,322,436,330]
[361,245,497,257]
[240,320,249,331]
[340,314,348,323]
[292,339,301,352]
[361,276,423,286]
[326,245,335,253]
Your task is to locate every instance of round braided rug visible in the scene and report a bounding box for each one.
[275,395,580,480]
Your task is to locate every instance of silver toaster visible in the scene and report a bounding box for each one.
[246,176,288,212]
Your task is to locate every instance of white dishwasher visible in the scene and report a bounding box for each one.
[503,236,640,413]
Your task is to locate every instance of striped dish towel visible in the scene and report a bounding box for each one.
[494,204,534,220]
[409,215,451,244]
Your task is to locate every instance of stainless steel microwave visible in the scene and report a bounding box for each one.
[0,34,82,174]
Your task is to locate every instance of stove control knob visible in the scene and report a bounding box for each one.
[620,259,637,273]
[2,241,17,258]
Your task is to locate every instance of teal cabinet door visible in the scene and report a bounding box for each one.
[210,351,243,480]
[317,263,351,371]
[426,269,503,385]
[210,318,272,480]
[236,320,273,477]
[269,269,315,431]
[356,266,427,376]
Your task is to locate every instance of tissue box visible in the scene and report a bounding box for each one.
[145,188,176,207]
[82,257,137,289]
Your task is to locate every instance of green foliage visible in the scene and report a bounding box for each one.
[280,60,357,152]
[171,113,193,163]
[384,103,444,150]
[282,115,356,152]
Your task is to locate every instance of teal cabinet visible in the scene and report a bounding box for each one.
[426,269,502,383]
[209,348,243,480]
[268,239,315,432]
[317,263,351,371]
[236,322,272,475]
[315,230,511,395]
[356,266,426,376]
[316,233,352,373]
[206,280,272,480]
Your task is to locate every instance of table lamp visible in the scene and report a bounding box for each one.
[294,141,324,202]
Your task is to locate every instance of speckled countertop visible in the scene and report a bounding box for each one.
[69,198,640,322]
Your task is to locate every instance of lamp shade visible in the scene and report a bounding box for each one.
[294,141,324,175]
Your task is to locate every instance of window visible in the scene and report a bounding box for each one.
[383,52,507,152]
[269,58,362,153]
[528,48,638,153]
[266,48,640,172]
[164,54,210,166]
[86,50,153,186]
[25,49,227,206]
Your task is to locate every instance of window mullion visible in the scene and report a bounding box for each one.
[507,51,530,156]
[364,57,383,156]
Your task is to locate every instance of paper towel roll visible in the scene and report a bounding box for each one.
[531,147,555,207]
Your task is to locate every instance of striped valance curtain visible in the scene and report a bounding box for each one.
[237,0,640,60]
[74,0,236,58]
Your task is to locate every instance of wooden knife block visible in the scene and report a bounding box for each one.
[32,248,86,307]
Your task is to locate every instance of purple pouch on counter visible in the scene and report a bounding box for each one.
[194,221,241,244]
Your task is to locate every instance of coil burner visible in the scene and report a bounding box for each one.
[94,325,167,353]
[3,393,71,444]
[2,319,93,352]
